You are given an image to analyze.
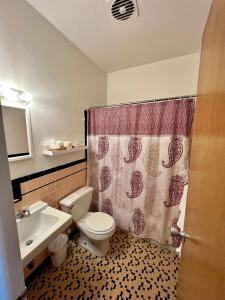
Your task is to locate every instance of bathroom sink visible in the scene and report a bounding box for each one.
[16,201,72,267]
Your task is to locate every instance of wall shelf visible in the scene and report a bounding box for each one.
[43,145,87,156]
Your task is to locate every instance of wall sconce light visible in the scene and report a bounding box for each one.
[0,82,32,104]
[19,92,33,104]
[0,83,18,102]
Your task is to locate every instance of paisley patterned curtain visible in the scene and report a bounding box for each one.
[87,98,195,247]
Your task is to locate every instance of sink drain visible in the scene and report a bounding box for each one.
[26,239,33,246]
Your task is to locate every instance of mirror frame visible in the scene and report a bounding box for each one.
[1,100,33,162]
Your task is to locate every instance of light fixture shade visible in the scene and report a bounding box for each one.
[19,92,32,103]
[0,83,32,104]
[0,83,18,101]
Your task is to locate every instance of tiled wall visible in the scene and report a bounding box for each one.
[15,161,87,211]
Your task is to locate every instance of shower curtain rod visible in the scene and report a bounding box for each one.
[86,94,196,110]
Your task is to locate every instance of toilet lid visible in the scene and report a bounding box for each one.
[85,212,114,233]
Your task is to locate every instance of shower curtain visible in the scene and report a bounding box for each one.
[87,98,195,246]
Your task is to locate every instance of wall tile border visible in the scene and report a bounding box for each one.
[12,158,87,201]
[15,168,87,211]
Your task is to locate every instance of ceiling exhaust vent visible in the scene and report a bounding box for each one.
[107,0,139,22]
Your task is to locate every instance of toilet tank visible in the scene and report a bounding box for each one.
[60,186,94,221]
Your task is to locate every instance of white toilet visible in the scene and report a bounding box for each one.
[60,186,115,256]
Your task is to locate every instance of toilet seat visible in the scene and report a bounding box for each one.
[85,212,114,234]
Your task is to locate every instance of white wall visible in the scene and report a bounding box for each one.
[0,0,107,179]
[107,53,200,104]
[0,0,200,179]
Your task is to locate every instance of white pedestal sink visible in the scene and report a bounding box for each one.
[16,201,72,267]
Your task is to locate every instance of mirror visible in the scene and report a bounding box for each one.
[1,101,33,162]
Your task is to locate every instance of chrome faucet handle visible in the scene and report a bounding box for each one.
[23,208,30,217]
[16,206,31,219]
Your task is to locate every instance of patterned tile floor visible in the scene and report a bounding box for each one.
[27,230,179,300]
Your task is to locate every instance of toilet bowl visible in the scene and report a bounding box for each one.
[60,186,115,256]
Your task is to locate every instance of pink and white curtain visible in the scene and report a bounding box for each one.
[87,99,195,247]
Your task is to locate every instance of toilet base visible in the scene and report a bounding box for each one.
[78,233,110,256]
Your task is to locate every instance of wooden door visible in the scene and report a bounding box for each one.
[177,0,225,299]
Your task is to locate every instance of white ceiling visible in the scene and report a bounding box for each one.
[26,0,212,72]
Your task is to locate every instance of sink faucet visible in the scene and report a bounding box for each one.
[16,208,30,220]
